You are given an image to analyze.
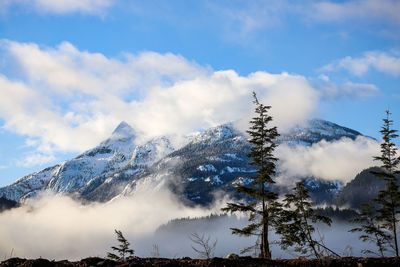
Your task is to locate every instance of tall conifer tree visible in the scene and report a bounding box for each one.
[370,110,400,257]
[222,92,280,259]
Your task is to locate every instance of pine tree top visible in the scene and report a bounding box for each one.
[374,110,400,175]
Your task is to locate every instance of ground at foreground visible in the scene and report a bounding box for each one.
[1,257,400,267]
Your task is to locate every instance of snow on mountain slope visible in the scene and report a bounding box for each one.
[279,119,362,145]
[115,121,363,205]
[0,121,173,202]
[46,121,137,194]
[79,136,175,202]
[0,119,367,204]
[0,165,60,201]
[111,123,250,202]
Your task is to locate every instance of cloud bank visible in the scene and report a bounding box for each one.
[0,184,225,260]
[0,40,319,157]
[0,182,379,260]
[276,136,380,185]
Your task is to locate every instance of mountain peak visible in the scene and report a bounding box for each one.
[0,118,369,204]
[308,118,362,136]
[111,121,135,139]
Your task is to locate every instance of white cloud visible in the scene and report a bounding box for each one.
[133,70,318,139]
[315,77,380,99]
[321,50,400,76]
[206,0,400,42]
[336,82,380,98]
[310,0,400,25]
[207,0,290,42]
[318,74,330,82]
[0,40,319,157]
[16,153,56,168]
[3,0,115,15]
[276,136,380,185]
[0,183,227,260]
[0,176,380,260]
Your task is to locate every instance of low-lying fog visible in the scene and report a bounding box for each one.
[0,185,376,261]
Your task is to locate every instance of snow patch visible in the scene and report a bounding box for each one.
[197,164,217,172]
[233,177,253,186]
[204,175,223,185]
[221,166,253,174]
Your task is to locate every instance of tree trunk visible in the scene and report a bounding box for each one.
[392,209,399,257]
[389,178,399,257]
[305,223,320,259]
[262,208,271,259]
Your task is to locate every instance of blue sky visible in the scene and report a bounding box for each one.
[0,0,399,186]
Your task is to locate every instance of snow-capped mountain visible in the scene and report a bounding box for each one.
[279,119,363,145]
[47,122,136,194]
[0,119,363,204]
[0,165,59,201]
[0,121,173,202]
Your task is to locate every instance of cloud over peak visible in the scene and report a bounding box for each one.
[0,40,320,159]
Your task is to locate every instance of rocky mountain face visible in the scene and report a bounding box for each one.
[0,119,365,206]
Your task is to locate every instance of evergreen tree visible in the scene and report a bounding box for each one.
[370,110,400,257]
[222,92,280,259]
[349,202,393,257]
[276,180,338,259]
[107,229,135,260]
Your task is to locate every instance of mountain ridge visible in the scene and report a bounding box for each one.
[0,119,367,205]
